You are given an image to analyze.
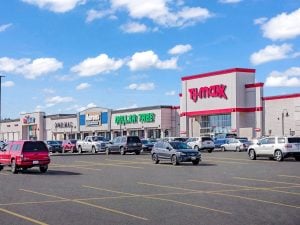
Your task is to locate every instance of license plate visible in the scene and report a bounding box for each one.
[33,161,39,165]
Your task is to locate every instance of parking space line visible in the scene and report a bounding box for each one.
[0,200,70,206]
[19,189,147,221]
[104,159,184,167]
[205,160,248,165]
[0,207,48,225]
[138,182,200,192]
[75,160,144,169]
[279,175,300,179]
[51,164,102,171]
[0,172,9,175]
[82,185,231,215]
[234,177,300,186]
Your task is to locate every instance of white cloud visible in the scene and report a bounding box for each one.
[120,22,148,33]
[43,88,55,94]
[86,9,114,23]
[45,96,74,107]
[0,57,63,79]
[128,50,178,71]
[22,0,86,13]
[250,44,294,65]
[117,104,138,110]
[265,67,300,87]
[165,90,176,96]
[77,103,97,112]
[253,17,267,25]
[126,82,155,91]
[71,54,124,76]
[2,81,15,87]
[76,82,90,90]
[0,23,12,32]
[219,0,242,4]
[259,8,300,41]
[168,44,192,55]
[34,105,43,112]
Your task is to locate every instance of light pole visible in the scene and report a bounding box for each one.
[0,75,5,141]
[281,109,289,136]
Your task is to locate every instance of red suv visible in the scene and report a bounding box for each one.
[62,139,77,153]
[0,140,50,174]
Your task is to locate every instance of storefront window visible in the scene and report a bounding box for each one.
[200,114,231,135]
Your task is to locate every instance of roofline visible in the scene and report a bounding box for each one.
[112,105,176,114]
[181,68,256,81]
[263,93,300,101]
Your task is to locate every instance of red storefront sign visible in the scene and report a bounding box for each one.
[188,84,227,103]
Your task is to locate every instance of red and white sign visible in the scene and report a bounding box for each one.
[255,128,261,132]
[188,84,227,103]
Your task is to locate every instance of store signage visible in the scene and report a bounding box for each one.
[188,84,227,103]
[86,112,101,126]
[55,122,74,129]
[22,115,36,124]
[115,113,155,125]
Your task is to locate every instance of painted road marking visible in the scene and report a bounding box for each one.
[138,182,200,192]
[82,185,231,215]
[75,160,144,169]
[279,175,300,179]
[234,177,300,186]
[19,189,147,221]
[104,159,184,167]
[0,172,9,175]
[0,200,69,206]
[0,207,48,225]
[205,160,248,165]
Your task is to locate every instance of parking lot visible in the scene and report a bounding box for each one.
[0,151,299,225]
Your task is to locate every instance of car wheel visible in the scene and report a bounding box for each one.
[105,147,110,155]
[152,154,159,164]
[78,146,82,154]
[120,147,125,155]
[207,149,213,153]
[11,159,18,174]
[295,156,300,161]
[236,147,240,152]
[221,146,226,152]
[248,149,256,160]
[40,165,48,173]
[274,150,283,162]
[0,165,3,171]
[135,151,140,155]
[171,155,179,166]
[192,159,200,165]
[92,146,96,154]
[194,146,200,151]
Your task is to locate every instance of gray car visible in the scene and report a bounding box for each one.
[151,141,201,166]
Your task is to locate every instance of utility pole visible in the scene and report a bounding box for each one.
[0,75,5,141]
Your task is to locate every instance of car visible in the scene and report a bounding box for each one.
[247,136,300,161]
[141,139,155,152]
[220,138,249,152]
[186,136,215,152]
[0,140,50,173]
[45,140,62,153]
[151,141,201,166]
[62,139,77,153]
[105,136,142,155]
[162,137,189,142]
[214,138,228,148]
[76,136,108,153]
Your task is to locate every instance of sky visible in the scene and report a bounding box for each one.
[0,0,300,119]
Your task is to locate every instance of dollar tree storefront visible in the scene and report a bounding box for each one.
[111,106,180,139]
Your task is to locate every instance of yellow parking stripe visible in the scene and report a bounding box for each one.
[279,175,300,179]
[234,177,300,186]
[0,207,48,225]
[19,189,147,221]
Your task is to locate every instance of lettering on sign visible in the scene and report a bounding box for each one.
[22,115,36,124]
[115,113,155,125]
[86,112,101,126]
[188,84,227,103]
[55,122,73,129]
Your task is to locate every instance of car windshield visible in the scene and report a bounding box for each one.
[141,140,148,144]
[202,137,212,141]
[23,141,48,152]
[93,136,105,141]
[169,142,191,149]
[287,137,300,143]
[128,136,141,143]
[238,139,248,143]
[70,140,77,144]
[173,137,188,142]
[47,141,58,145]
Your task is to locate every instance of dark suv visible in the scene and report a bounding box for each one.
[105,136,142,155]
[0,140,50,173]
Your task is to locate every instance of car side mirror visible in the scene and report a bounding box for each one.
[109,141,113,144]
[166,147,171,151]
[257,142,261,145]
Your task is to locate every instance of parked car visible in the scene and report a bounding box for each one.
[141,139,154,152]
[162,137,189,142]
[62,139,77,153]
[247,136,300,161]
[214,138,228,148]
[151,141,201,166]
[45,140,62,153]
[186,136,215,152]
[0,140,50,173]
[76,136,107,153]
[106,136,142,155]
[220,138,249,152]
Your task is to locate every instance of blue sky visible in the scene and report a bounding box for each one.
[0,0,300,119]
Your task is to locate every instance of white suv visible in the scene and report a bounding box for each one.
[247,136,300,161]
[187,137,215,153]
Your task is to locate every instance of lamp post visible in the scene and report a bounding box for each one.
[0,75,5,140]
[281,109,289,136]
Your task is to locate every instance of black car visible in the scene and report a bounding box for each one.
[45,140,62,153]
[141,139,155,152]
[105,136,142,155]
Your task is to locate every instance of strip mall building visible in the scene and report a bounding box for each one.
[1,68,299,141]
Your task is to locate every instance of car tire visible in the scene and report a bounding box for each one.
[248,149,256,160]
[295,156,300,161]
[40,165,48,173]
[92,146,96,154]
[194,146,200,151]
[236,147,240,152]
[0,165,3,171]
[135,151,140,155]
[11,159,18,174]
[192,159,200,165]
[78,146,82,154]
[152,154,159,164]
[120,147,125,155]
[274,150,283,162]
[207,149,213,153]
[221,146,226,152]
[171,155,179,166]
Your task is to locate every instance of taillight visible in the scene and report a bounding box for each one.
[20,154,24,161]
[285,144,292,148]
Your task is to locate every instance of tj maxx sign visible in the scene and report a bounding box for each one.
[188,84,227,103]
